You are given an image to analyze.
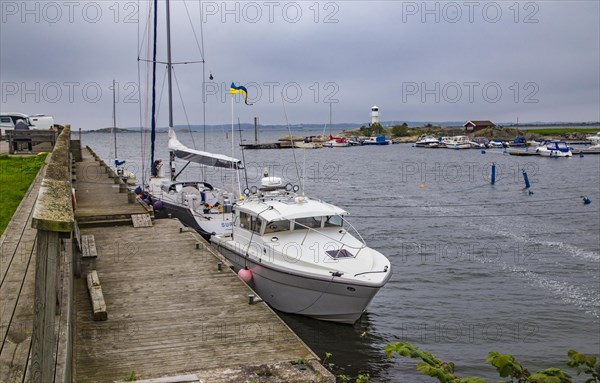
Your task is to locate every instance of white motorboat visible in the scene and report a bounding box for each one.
[444,136,472,149]
[147,128,243,240]
[211,174,392,324]
[488,140,507,149]
[323,136,350,147]
[587,132,600,149]
[415,135,439,148]
[535,140,572,157]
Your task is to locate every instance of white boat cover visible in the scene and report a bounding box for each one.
[168,128,244,169]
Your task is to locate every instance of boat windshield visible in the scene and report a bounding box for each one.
[324,215,343,227]
[264,219,291,234]
[293,216,322,230]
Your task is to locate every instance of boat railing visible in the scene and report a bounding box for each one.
[295,218,368,257]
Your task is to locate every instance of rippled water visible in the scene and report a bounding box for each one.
[83,129,600,382]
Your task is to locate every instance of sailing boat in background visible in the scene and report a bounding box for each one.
[142,0,244,240]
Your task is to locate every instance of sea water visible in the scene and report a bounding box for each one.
[83,130,600,382]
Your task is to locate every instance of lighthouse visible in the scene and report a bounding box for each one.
[371,106,379,125]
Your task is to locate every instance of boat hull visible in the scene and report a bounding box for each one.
[446,143,471,149]
[214,241,388,324]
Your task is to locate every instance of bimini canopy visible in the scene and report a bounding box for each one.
[168,128,244,169]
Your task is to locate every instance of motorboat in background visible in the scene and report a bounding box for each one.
[444,136,471,149]
[211,173,392,324]
[488,140,508,149]
[535,140,573,157]
[323,135,350,148]
[415,135,440,148]
[587,132,600,148]
[470,137,489,149]
[363,135,391,145]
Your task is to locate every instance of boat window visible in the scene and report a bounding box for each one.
[264,219,291,233]
[239,212,259,232]
[294,216,322,230]
[324,215,343,227]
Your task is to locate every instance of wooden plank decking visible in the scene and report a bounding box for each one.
[75,148,149,225]
[73,219,316,382]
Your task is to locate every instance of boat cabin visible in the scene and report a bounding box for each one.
[543,141,570,152]
[235,210,344,236]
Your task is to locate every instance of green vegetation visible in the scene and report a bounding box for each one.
[0,154,47,235]
[321,352,371,382]
[385,342,599,383]
[519,127,599,136]
[358,123,386,137]
[123,370,138,381]
[390,123,409,137]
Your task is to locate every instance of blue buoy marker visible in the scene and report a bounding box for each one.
[582,196,592,205]
[491,163,496,185]
[522,169,533,195]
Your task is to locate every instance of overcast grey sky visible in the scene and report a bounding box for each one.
[1,0,599,129]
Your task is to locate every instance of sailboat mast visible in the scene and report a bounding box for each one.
[166,0,176,181]
[112,79,117,159]
[150,0,158,169]
[166,0,174,129]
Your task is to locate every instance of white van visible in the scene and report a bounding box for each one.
[0,112,32,131]
[28,114,55,130]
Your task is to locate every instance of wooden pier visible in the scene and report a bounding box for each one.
[0,127,332,383]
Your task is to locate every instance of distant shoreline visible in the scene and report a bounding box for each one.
[84,122,599,133]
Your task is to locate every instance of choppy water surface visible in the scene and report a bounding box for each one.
[83,130,600,382]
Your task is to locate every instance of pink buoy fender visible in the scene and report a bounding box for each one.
[238,267,252,283]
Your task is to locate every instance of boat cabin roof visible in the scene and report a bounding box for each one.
[236,193,347,222]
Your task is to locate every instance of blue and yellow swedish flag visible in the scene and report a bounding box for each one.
[230,82,252,105]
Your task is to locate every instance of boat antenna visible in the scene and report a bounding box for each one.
[281,95,302,194]
[237,118,249,190]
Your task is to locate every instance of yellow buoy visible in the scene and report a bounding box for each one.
[419,183,425,189]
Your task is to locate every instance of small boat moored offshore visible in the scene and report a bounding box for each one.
[323,135,350,147]
[363,135,391,145]
[444,135,472,149]
[535,140,573,157]
[415,135,440,148]
[211,173,392,324]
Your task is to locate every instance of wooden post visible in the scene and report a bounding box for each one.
[30,230,59,381]
[30,125,74,383]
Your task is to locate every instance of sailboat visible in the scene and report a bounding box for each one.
[143,0,244,240]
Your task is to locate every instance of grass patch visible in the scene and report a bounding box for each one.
[519,127,599,135]
[0,154,47,236]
